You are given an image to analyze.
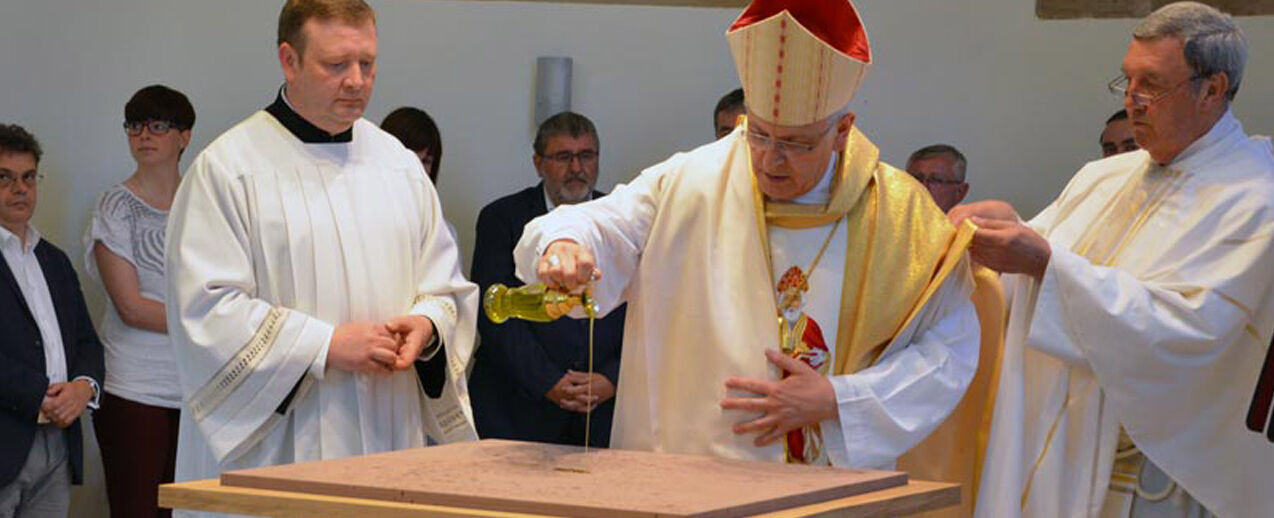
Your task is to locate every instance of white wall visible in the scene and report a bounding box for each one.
[0,1,1270,516]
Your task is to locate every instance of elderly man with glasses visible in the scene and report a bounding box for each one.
[954,2,1274,517]
[469,111,626,448]
[512,0,988,471]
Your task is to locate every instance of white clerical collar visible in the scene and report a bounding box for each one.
[1165,109,1239,168]
[786,154,839,205]
[0,224,41,254]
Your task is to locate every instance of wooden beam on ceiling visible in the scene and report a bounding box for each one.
[456,0,747,7]
[1038,0,1274,19]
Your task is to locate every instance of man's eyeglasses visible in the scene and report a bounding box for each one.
[541,150,599,165]
[1108,74,1206,108]
[746,123,836,156]
[0,171,43,189]
[910,174,965,186]
[123,120,182,136]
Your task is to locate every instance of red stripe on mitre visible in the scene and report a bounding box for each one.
[728,0,871,64]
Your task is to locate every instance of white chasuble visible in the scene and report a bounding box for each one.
[166,112,478,505]
[977,111,1274,518]
[514,125,979,468]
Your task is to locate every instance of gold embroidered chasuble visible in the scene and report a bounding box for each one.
[752,119,977,381]
[514,121,980,467]
[752,118,980,465]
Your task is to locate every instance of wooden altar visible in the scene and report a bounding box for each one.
[160,439,959,517]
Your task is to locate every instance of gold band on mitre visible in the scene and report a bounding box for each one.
[726,0,872,126]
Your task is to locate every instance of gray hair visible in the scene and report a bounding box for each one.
[1133,1,1248,101]
[533,111,598,156]
[907,144,967,182]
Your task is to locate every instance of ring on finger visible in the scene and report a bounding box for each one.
[547,255,562,268]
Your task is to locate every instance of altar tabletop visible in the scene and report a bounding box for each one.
[160,439,959,517]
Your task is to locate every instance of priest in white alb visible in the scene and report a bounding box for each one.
[961,3,1274,517]
[164,1,477,509]
[514,0,987,469]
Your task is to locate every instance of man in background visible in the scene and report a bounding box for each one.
[905,144,969,212]
[0,124,104,517]
[469,112,625,447]
[1100,109,1139,157]
[713,87,745,139]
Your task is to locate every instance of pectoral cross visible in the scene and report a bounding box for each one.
[1247,335,1274,443]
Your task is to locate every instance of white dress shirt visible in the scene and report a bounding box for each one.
[0,224,99,415]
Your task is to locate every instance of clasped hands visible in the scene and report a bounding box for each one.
[40,379,94,428]
[948,200,1052,280]
[546,371,616,413]
[536,240,615,413]
[327,315,435,374]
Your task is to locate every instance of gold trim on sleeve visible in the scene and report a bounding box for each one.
[188,307,289,422]
[414,294,458,324]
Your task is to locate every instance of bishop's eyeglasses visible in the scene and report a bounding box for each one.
[746,122,836,156]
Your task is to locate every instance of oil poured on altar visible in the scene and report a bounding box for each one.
[484,282,601,473]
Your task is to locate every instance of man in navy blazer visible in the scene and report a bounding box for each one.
[470,112,624,447]
[0,124,104,516]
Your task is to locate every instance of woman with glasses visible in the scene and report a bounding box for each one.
[84,84,194,518]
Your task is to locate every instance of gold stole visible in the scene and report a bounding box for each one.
[897,267,1006,518]
[748,118,977,379]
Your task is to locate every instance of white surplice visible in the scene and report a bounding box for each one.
[513,129,979,468]
[165,112,478,510]
[977,111,1274,518]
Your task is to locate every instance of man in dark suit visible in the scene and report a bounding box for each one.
[470,112,624,447]
[0,124,104,517]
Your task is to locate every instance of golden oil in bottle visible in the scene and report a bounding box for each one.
[484,283,598,324]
